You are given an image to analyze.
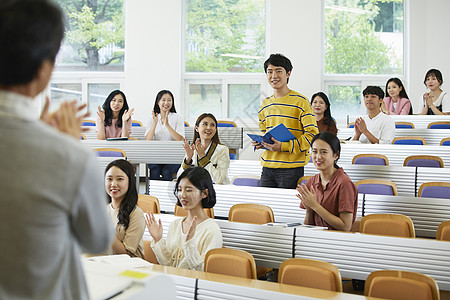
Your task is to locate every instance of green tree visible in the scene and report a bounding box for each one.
[185,0,266,73]
[57,0,124,71]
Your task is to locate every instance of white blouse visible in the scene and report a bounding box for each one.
[145,112,184,141]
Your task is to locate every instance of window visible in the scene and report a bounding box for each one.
[184,0,267,124]
[323,0,405,122]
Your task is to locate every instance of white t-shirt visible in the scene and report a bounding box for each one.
[357,112,396,144]
[145,112,185,141]
[433,92,449,113]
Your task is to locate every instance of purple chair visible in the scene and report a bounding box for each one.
[95,148,126,158]
[418,182,450,199]
[356,179,398,196]
[231,176,260,187]
[403,155,444,168]
[392,136,426,145]
[352,154,389,166]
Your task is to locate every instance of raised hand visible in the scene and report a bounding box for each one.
[182,138,195,161]
[152,110,158,124]
[193,138,207,158]
[185,216,198,242]
[122,108,135,123]
[97,105,105,122]
[145,213,163,243]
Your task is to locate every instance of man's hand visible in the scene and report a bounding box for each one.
[261,137,282,152]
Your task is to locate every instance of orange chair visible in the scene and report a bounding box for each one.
[365,270,440,300]
[360,214,415,238]
[436,220,450,241]
[143,240,159,264]
[403,155,444,168]
[352,153,389,166]
[392,136,426,145]
[355,179,398,196]
[278,258,342,292]
[94,148,126,158]
[297,176,312,186]
[228,203,274,225]
[174,204,214,218]
[137,195,160,214]
[204,248,257,279]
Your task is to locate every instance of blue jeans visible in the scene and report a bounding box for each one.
[148,164,180,181]
[259,167,304,189]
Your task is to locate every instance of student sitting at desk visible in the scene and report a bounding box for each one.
[146,167,223,271]
[418,69,449,115]
[105,159,145,259]
[96,90,135,139]
[179,113,230,184]
[311,92,338,135]
[145,90,184,181]
[352,86,395,144]
[381,78,412,115]
[297,132,358,231]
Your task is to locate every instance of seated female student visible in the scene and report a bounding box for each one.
[179,113,230,184]
[97,90,135,139]
[310,92,337,135]
[105,159,145,258]
[145,90,184,181]
[419,69,449,115]
[297,132,358,231]
[145,167,223,271]
[381,78,412,115]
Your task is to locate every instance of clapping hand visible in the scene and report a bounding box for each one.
[296,184,318,210]
[193,138,207,158]
[145,213,163,243]
[122,108,135,123]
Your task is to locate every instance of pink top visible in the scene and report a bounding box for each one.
[300,168,358,230]
[382,97,411,115]
[96,116,132,139]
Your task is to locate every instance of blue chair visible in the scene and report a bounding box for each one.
[82,120,96,126]
[231,175,260,187]
[355,179,398,196]
[297,176,312,186]
[217,121,237,127]
[428,121,450,129]
[184,121,190,127]
[403,155,443,168]
[392,136,426,145]
[352,154,389,166]
[94,148,126,158]
[348,122,355,128]
[395,122,414,129]
[132,120,142,127]
[230,153,236,160]
[418,182,450,199]
[440,138,450,146]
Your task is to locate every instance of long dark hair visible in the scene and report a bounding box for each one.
[102,90,129,128]
[174,167,216,208]
[311,92,335,127]
[153,90,176,114]
[385,78,412,114]
[105,159,138,230]
[193,113,221,144]
[311,132,341,169]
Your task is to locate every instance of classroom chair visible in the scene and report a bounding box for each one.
[403,155,444,168]
[352,153,389,166]
[137,194,160,214]
[278,258,342,292]
[174,204,214,218]
[436,220,450,241]
[395,121,415,129]
[347,122,355,128]
[204,248,257,279]
[80,134,86,140]
[297,176,312,186]
[428,121,450,129]
[231,175,260,187]
[82,120,96,126]
[94,148,126,158]
[418,182,450,199]
[360,214,415,238]
[217,120,237,127]
[392,136,426,145]
[228,203,274,225]
[364,270,440,300]
[131,120,142,127]
[440,137,450,146]
[355,179,398,196]
[143,240,159,264]
[184,121,190,127]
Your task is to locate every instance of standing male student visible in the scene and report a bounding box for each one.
[0,1,113,299]
[252,54,318,188]
[352,86,395,144]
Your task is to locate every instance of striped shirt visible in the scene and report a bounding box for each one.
[258,90,318,168]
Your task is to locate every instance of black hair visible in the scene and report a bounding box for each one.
[193,113,221,145]
[0,0,64,86]
[174,167,216,209]
[311,92,335,127]
[153,90,177,114]
[102,90,129,128]
[363,86,384,100]
[424,69,443,86]
[385,78,412,114]
[105,159,138,230]
[264,54,293,84]
[311,132,341,169]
